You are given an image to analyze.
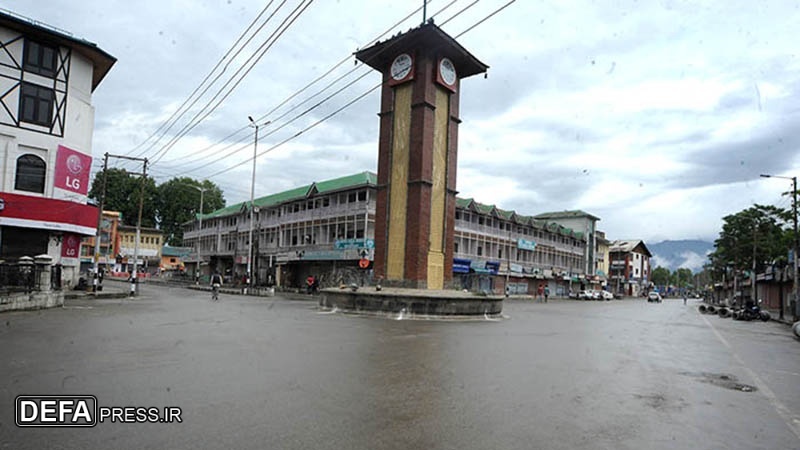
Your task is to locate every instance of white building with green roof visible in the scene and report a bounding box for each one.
[182,172,377,287]
[182,171,600,294]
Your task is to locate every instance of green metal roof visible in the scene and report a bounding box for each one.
[534,210,600,221]
[200,171,377,220]
[473,202,495,215]
[495,208,514,220]
[456,197,474,209]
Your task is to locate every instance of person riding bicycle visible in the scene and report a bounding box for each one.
[210,271,223,301]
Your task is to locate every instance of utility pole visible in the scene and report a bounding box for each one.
[184,184,208,284]
[196,186,205,283]
[505,224,511,297]
[132,158,148,294]
[92,153,109,294]
[248,116,269,293]
[102,154,148,296]
[752,220,758,302]
[793,176,798,322]
[760,174,798,322]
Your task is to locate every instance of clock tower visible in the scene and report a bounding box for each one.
[356,23,487,289]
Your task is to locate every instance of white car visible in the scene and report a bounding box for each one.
[600,290,614,301]
[647,292,662,303]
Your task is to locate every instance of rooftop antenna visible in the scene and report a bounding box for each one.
[423,0,427,24]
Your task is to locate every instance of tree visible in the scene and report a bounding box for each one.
[156,178,225,246]
[708,204,792,281]
[671,268,693,288]
[88,170,225,244]
[651,266,670,286]
[88,168,158,227]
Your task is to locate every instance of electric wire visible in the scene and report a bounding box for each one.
[123,0,283,161]
[155,0,460,169]
[155,0,467,176]
[149,0,316,165]
[196,0,509,184]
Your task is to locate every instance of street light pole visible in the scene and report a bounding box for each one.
[191,185,208,284]
[92,152,109,294]
[760,174,799,322]
[247,116,269,293]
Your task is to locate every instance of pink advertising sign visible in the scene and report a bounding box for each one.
[54,145,92,195]
[61,232,81,258]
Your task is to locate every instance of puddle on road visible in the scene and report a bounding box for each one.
[680,371,757,392]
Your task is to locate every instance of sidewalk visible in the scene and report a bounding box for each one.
[63,279,129,300]
[763,308,798,327]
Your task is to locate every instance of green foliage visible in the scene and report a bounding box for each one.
[708,204,793,280]
[651,266,671,286]
[89,170,225,245]
[88,168,158,227]
[670,268,693,287]
[156,178,225,246]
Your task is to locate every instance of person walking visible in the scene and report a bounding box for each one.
[683,293,687,305]
[544,286,550,303]
[210,271,223,301]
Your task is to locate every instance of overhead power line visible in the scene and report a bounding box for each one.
[154,0,463,175]
[191,0,513,183]
[149,0,316,165]
[124,0,283,162]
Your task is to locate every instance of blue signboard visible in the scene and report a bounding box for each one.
[334,239,375,250]
[517,238,537,251]
[453,258,471,274]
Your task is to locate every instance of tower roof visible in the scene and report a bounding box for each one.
[355,22,488,79]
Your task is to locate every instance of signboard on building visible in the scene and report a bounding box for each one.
[54,145,92,200]
[60,232,81,266]
[517,238,537,251]
[334,239,375,250]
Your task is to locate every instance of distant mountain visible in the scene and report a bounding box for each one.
[647,240,713,273]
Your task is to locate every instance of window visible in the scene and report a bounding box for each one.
[20,83,54,127]
[357,190,367,201]
[348,192,357,203]
[24,40,57,78]
[477,246,483,256]
[454,242,459,253]
[15,154,46,193]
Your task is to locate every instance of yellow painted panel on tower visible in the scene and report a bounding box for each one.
[386,84,412,280]
[426,87,449,289]
[427,251,444,290]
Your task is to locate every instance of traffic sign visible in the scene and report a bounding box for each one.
[358,258,370,269]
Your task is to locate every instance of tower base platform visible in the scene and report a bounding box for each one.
[319,287,504,319]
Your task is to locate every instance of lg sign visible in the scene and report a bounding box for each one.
[54,145,91,195]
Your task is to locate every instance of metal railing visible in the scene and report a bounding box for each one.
[0,261,62,293]
[0,262,37,293]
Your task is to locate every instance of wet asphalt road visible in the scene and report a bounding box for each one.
[1,283,799,450]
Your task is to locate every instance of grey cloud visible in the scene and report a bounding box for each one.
[673,117,800,189]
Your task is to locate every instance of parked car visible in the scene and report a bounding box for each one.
[578,290,593,300]
[600,290,614,301]
[647,291,662,303]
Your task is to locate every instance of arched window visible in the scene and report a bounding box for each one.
[15,154,46,193]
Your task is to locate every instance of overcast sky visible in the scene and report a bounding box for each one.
[7,0,800,243]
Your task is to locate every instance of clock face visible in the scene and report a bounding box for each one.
[390,53,413,81]
[439,58,457,86]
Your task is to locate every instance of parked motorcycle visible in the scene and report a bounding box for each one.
[732,299,770,322]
